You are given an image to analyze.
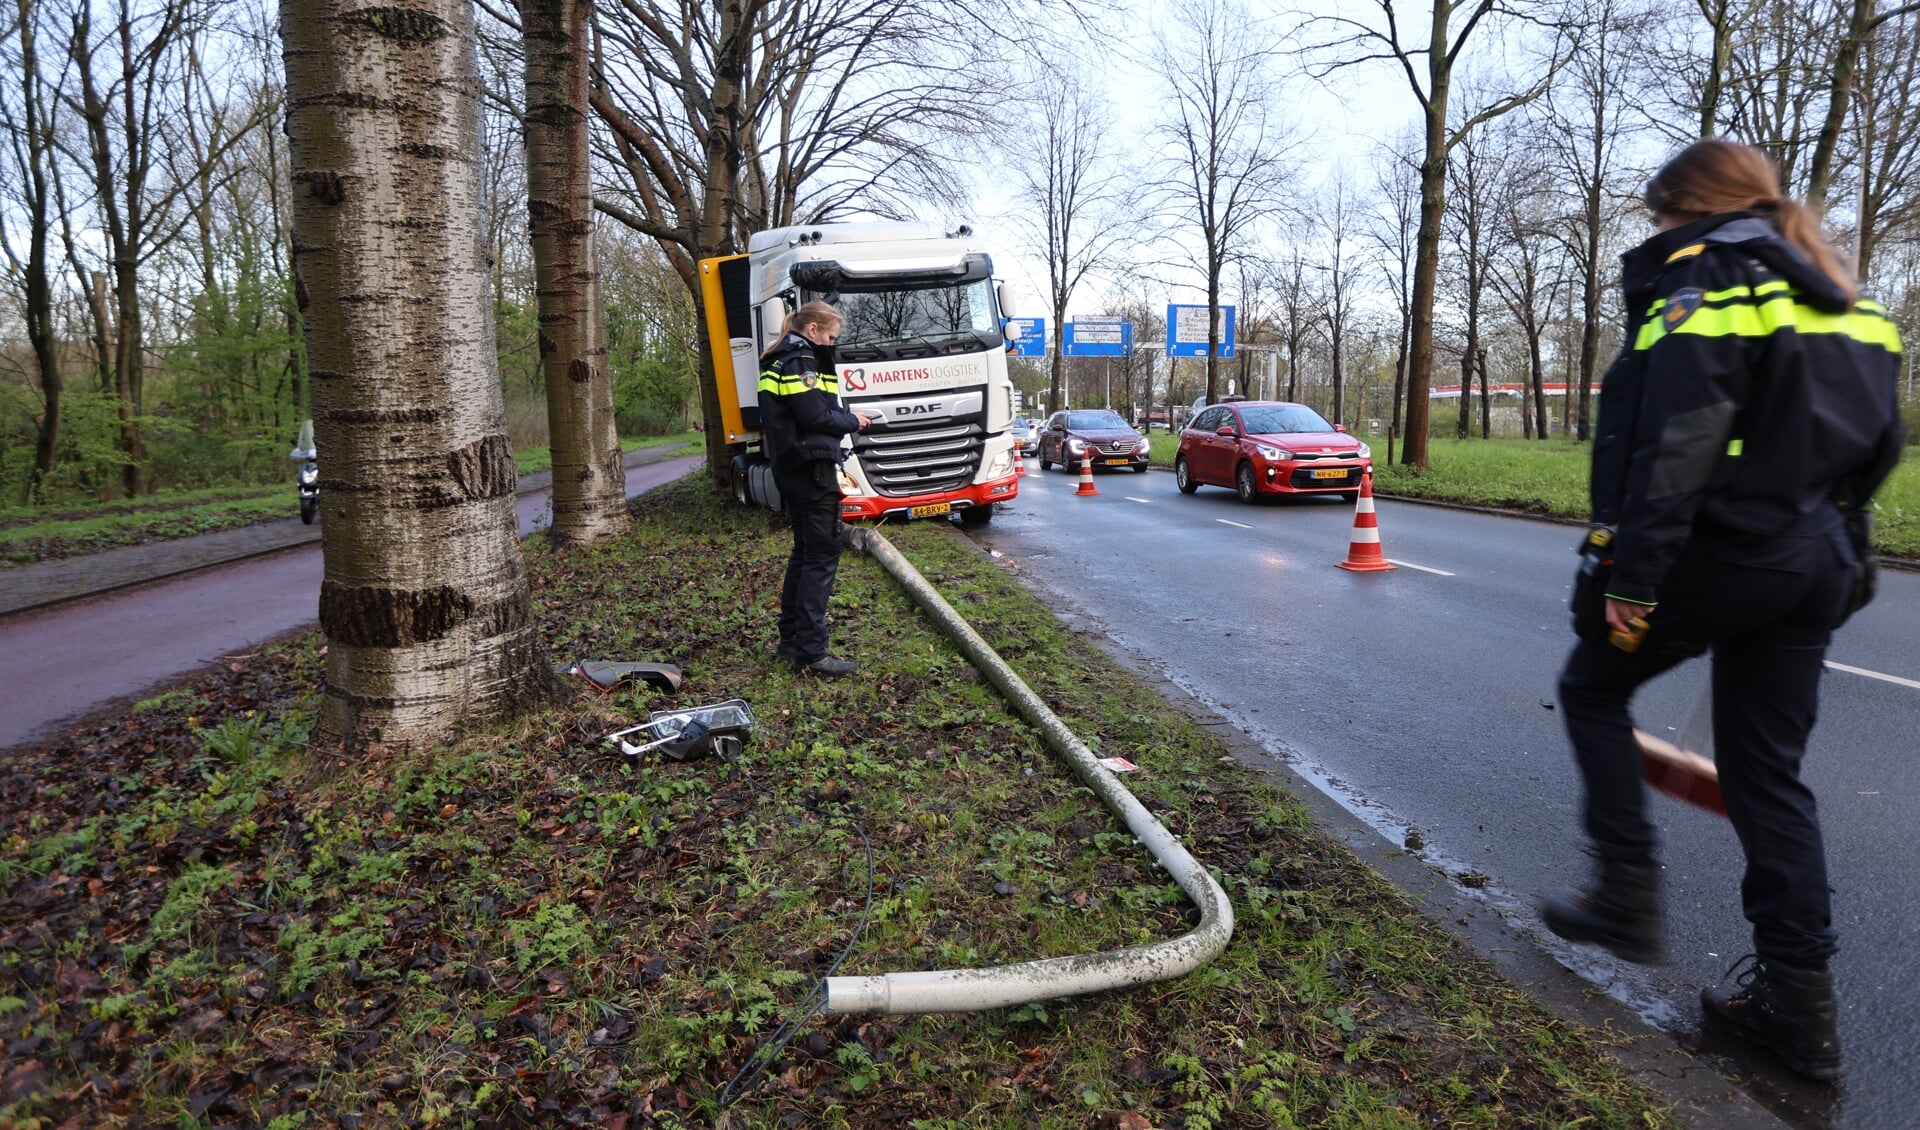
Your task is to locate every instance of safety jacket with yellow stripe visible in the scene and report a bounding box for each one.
[1592,212,1905,606]
[757,332,860,477]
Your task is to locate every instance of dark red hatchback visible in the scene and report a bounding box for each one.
[1174,401,1372,502]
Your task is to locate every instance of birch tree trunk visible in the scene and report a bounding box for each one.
[520,0,627,544]
[282,0,555,748]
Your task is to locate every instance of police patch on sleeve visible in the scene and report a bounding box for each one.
[801,371,819,389]
[1661,287,1705,332]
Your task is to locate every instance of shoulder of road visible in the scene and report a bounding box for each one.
[0,444,698,618]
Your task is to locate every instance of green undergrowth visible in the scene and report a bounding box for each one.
[0,479,1672,1127]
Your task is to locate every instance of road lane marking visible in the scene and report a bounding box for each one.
[1217,519,1253,529]
[1825,660,1920,690]
[1126,496,1152,504]
[1384,558,1455,576]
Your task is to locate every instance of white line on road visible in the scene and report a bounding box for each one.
[1126,496,1152,504]
[1384,558,1456,577]
[1824,660,1920,691]
[1217,519,1254,529]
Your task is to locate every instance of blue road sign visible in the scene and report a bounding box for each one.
[1064,317,1131,357]
[1166,304,1236,358]
[1003,317,1047,358]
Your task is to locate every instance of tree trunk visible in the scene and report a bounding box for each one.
[1701,0,1733,136]
[521,0,627,544]
[11,0,61,500]
[1477,347,1490,438]
[1404,97,1447,466]
[282,0,556,749]
[1808,0,1876,210]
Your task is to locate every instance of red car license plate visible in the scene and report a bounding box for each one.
[1312,468,1349,480]
[1104,457,1130,466]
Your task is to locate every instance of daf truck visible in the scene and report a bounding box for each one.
[698,221,1021,525]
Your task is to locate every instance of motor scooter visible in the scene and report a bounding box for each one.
[291,419,319,525]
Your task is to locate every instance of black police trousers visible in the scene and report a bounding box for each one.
[775,464,844,665]
[1558,516,1852,965]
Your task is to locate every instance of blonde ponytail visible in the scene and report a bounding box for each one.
[1644,140,1858,303]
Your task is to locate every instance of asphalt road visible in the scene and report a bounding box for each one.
[0,454,704,749]
[967,464,1920,1130]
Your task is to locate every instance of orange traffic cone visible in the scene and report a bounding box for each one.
[1336,469,1395,572]
[1074,454,1100,496]
[1014,448,1027,477]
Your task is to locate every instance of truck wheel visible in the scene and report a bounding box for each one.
[300,496,319,525]
[959,503,994,527]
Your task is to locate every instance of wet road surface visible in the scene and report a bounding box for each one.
[967,464,1920,1130]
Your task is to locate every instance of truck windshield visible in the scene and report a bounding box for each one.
[833,279,999,349]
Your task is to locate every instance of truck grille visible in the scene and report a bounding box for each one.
[854,420,984,497]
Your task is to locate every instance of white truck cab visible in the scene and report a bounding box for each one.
[700,222,1020,524]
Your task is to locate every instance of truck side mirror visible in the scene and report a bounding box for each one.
[996,283,1019,320]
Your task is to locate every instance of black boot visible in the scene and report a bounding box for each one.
[1539,858,1665,964]
[1702,956,1844,1081]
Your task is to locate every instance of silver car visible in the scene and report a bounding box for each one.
[1010,416,1039,456]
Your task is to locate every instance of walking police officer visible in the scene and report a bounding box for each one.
[1541,140,1904,1082]
[758,301,871,676]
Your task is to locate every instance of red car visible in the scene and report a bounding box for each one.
[1175,401,1372,502]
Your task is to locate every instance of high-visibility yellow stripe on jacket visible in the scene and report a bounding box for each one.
[758,368,839,396]
[1636,286,1904,353]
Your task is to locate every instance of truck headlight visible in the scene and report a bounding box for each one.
[837,467,862,495]
[986,451,1012,478]
[1254,443,1293,462]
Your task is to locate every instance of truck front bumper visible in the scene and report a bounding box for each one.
[840,474,1018,521]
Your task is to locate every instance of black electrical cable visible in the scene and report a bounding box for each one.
[716,822,875,1111]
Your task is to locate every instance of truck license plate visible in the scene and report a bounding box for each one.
[1312,468,1349,480]
[911,502,951,518]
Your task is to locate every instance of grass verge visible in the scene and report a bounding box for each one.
[513,431,702,475]
[0,433,701,568]
[1154,432,1920,559]
[0,480,1672,1127]
[0,485,298,567]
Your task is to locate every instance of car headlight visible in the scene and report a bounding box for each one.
[1254,443,1293,461]
[1067,438,1085,454]
[1356,442,1371,459]
[1135,438,1151,454]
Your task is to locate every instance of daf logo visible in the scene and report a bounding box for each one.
[899,402,942,415]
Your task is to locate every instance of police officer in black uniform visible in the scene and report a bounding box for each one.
[1540,140,1903,1082]
[758,301,871,676]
